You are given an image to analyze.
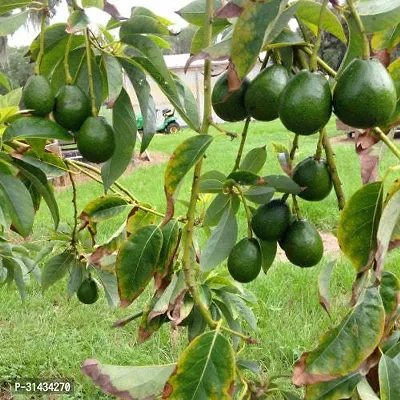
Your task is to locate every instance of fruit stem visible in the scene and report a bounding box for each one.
[292,195,302,220]
[271,49,282,65]
[315,130,325,160]
[322,129,346,209]
[34,0,49,75]
[209,120,238,140]
[289,134,299,172]
[346,0,370,59]
[261,50,271,70]
[374,127,400,160]
[68,170,78,247]
[310,0,329,72]
[295,48,310,70]
[84,28,98,116]
[64,33,73,85]
[233,117,251,172]
[220,325,258,344]
[235,184,253,239]
[301,47,337,77]
[112,310,144,328]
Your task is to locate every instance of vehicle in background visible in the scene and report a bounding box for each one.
[136,108,180,134]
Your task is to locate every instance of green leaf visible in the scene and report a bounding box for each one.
[357,377,380,400]
[204,193,240,227]
[227,171,260,186]
[66,10,90,33]
[116,225,163,307]
[376,190,400,273]
[0,0,30,15]
[259,240,277,274]
[101,88,136,192]
[118,58,157,149]
[244,186,275,204]
[120,15,170,37]
[165,135,213,196]
[305,372,362,400]
[0,88,22,108]
[231,0,282,79]
[157,220,180,277]
[81,196,128,223]
[268,1,300,43]
[0,171,34,238]
[239,146,267,174]
[200,170,226,193]
[67,259,84,298]
[101,54,122,101]
[21,152,67,177]
[201,203,238,271]
[223,291,257,331]
[177,0,224,26]
[163,330,235,398]
[190,23,229,54]
[0,71,11,92]
[293,287,385,385]
[296,0,347,43]
[95,269,119,308]
[372,24,400,51]
[338,182,383,273]
[12,158,60,229]
[3,117,73,142]
[41,252,75,291]
[357,0,400,33]
[318,261,336,317]
[379,354,400,400]
[339,16,364,73]
[379,271,400,319]
[82,0,104,8]
[262,174,302,194]
[82,359,176,400]
[0,9,28,37]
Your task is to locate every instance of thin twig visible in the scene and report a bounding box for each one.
[34,0,48,75]
[233,117,251,172]
[301,47,337,77]
[315,130,325,160]
[347,0,370,59]
[64,33,73,85]
[68,170,78,246]
[84,28,98,116]
[289,134,299,172]
[310,0,329,71]
[374,127,400,160]
[235,184,253,239]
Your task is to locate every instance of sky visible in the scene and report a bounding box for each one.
[9,0,192,47]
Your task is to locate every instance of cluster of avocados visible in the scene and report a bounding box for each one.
[213,58,397,284]
[21,74,115,163]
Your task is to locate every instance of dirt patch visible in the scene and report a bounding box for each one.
[276,231,340,262]
[54,151,170,189]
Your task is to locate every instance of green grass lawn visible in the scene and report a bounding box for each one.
[0,118,399,399]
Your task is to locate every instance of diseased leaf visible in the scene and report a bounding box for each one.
[296,0,347,43]
[163,330,235,399]
[372,24,400,51]
[379,354,400,400]
[293,287,385,386]
[3,117,73,142]
[200,204,238,271]
[231,0,282,79]
[41,252,75,291]
[379,271,400,322]
[157,220,180,277]
[318,261,336,317]
[0,171,34,238]
[116,225,163,307]
[165,135,213,196]
[338,182,383,273]
[239,146,267,174]
[66,10,90,33]
[305,372,362,400]
[101,88,136,192]
[81,196,128,224]
[126,205,157,237]
[82,359,176,400]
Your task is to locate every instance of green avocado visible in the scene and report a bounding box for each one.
[244,64,289,121]
[54,85,91,131]
[251,199,291,241]
[333,58,397,129]
[292,157,332,201]
[279,70,332,135]
[77,278,99,304]
[77,116,115,163]
[212,72,250,122]
[228,238,262,283]
[22,75,55,116]
[280,220,323,268]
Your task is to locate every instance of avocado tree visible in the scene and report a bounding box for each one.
[0,0,400,398]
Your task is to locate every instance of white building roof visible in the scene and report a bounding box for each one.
[164,53,229,69]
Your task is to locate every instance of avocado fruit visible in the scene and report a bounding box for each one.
[77,116,115,163]
[212,72,249,122]
[245,64,289,121]
[54,85,91,131]
[292,157,333,201]
[279,70,332,135]
[280,220,323,268]
[251,199,291,241]
[333,58,397,129]
[228,238,262,283]
[77,277,99,304]
[22,75,55,116]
